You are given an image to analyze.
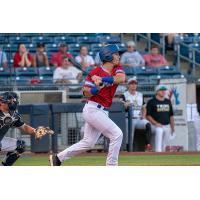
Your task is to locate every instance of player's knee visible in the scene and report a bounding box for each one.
[113,128,123,141]
[82,139,96,148]
[16,140,26,154]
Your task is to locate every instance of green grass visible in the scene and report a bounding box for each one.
[14,154,200,166]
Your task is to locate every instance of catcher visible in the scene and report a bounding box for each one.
[0,92,54,166]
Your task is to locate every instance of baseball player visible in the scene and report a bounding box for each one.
[49,44,126,166]
[0,92,53,166]
[146,85,175,152]
[121,77,152,151]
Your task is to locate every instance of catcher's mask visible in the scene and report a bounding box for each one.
[0,92,19,111]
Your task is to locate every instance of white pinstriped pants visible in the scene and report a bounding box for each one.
[57,101,123,166]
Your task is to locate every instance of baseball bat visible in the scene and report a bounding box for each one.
[68,57,104,87]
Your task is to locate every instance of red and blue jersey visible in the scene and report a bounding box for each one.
[84,65,125,108]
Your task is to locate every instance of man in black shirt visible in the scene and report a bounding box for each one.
[146,85,175,152]
[0,92,42,166]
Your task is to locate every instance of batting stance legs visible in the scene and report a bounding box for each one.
[57,101,123,166]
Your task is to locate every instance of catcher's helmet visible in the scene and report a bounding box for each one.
[0,92,19,111]
[99,44,124,62]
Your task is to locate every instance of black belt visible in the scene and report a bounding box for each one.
[87,102,108,111]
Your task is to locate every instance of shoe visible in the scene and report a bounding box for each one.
[49,154,61,166]
[145,144,153,152]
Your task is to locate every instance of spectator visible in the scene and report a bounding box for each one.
[13,43,32,68]
[75,45,95,69]
[0,47,8,67]
[53,56,82,88]
[51,43,72,67]
[143,45,168,67]
[120,41,145,67]
[32,43,49,67]
[121,77,152,151]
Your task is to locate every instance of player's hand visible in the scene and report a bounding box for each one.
[91,75,103,87]
[156,123,163,127]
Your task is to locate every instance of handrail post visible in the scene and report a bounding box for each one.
[192,48,196,77]
[128,106,133,152]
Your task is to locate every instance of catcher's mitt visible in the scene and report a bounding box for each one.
[34,126,54,140]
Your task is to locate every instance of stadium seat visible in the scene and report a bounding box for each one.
[54,36,76,44]
[0,67,15,77]
[77,36,99,44]
[4,44,18,53]
[9,36,30,44]
[38,66,55,77]
[158,65,181,76]
[68,44,81,53]
[123,66,135,75]
[99,35,121,44]
[91,43,103,52]
[32,36,53,43]
[15,67,38,77]
[134,66,158,76]
[45,44,58,53]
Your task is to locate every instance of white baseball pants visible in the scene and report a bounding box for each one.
[57,101,123,166]
[151,124,172,152]
[0,137,17,151]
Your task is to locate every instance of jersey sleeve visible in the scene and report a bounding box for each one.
[114,65,125,75]
[13,114,25,128]
[83,68,97,89]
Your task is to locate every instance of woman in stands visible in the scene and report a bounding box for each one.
[32,43,49,67]
[13,43,32,67]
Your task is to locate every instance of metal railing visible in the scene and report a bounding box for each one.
[133,33,200,77]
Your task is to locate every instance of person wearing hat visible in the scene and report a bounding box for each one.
[120,41,145,67]
[50,42,72,67]
[121,77,152,151]
[32,43,49,67]
[146,84,175,152]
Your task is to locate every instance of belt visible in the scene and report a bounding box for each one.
[86,101,108,111]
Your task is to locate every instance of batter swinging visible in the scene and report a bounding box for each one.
[49,44,126,166]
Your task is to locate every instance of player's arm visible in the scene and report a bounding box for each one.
[18,124,35,135]
[146,115,162,127]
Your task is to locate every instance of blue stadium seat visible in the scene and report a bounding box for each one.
[67,33,87,37]
[4,44,18,53]
[91,43,103,52]
[9,36,30,44]
[38,66,55,77]
[123,66,135,75]
[135,66,158,76]
[54,36,76,44]
[99,35,121,44]
[0,67,15,76]
[45,44,58,53]
[77,36,99,44]
[151,33,160,44]
[13,76,31,85]
[15,67,38,77]
[158,65,181,76]
[0,77,8,85]
[32,36,53,43]
[68,44,81,53]
[27,43,37,53]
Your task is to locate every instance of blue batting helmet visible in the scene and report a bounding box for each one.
[99,44,122,62]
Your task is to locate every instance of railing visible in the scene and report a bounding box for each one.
[133,33,200,77]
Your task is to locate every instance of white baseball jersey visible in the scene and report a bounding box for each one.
[123,91,144,118]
